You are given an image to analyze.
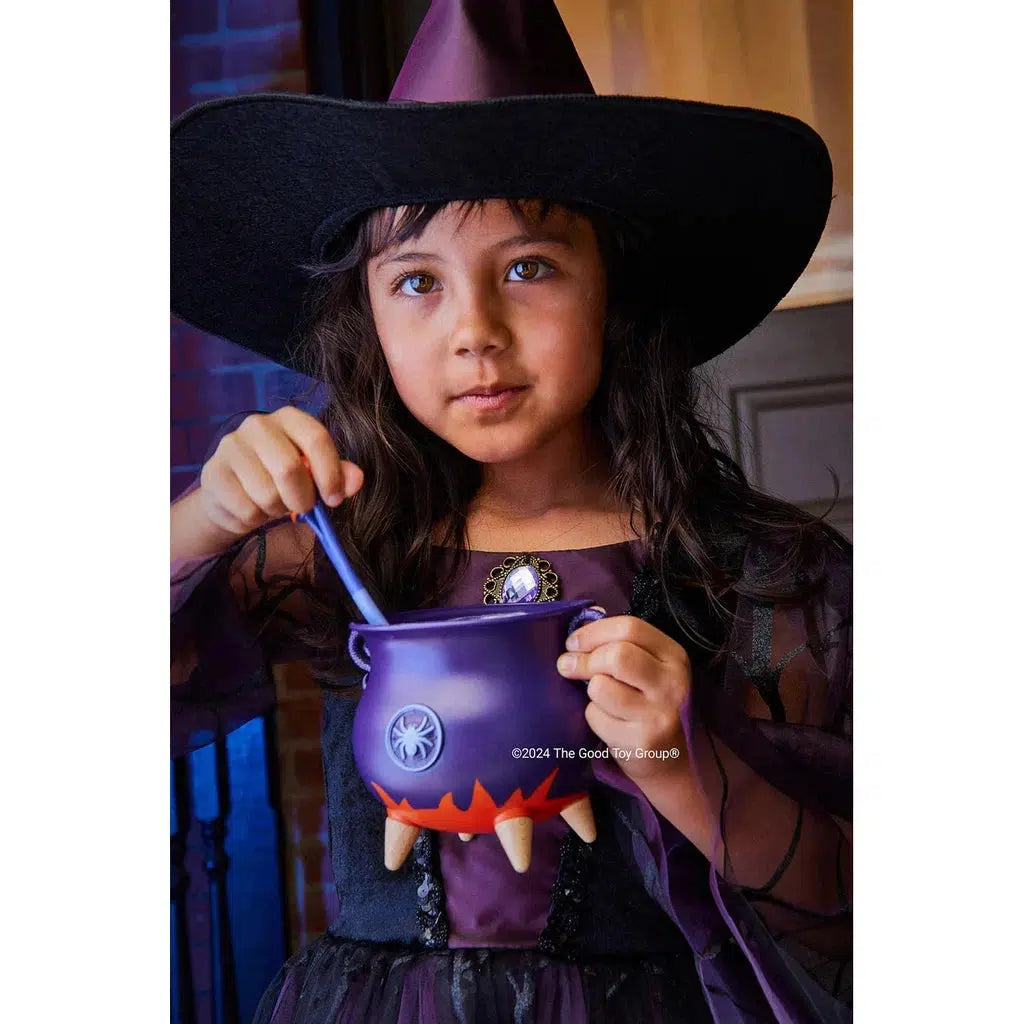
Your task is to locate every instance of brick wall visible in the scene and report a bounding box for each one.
[274,662,340,947]
[170,0,314,501]
[171,0,306,118]
[171,0,334,990]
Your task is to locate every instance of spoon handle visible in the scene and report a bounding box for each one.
[294,501,388,625]
[288,455,388,625]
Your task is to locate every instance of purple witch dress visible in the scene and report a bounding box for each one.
[172,528,852,1023]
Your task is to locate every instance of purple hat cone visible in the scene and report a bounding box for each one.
[389,0,595,103]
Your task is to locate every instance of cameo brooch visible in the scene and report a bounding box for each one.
[483,554,560,604]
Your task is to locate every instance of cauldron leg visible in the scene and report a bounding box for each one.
[457,833,474,842]
[559,796,597,843]
[384,816,422,871]
[495,815,533,873]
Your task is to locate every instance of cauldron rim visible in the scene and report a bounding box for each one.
[349,597,598,636]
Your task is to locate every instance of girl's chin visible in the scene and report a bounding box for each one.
[439,415,591,465]
[448,434,544,466]
[458,447,531,466]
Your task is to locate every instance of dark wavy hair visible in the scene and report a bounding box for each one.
[296,199,846,673]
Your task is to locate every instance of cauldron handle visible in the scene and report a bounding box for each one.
[347,630,372,674]
[567,605,606,638]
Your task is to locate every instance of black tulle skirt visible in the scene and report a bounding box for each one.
[253,935,713,1024]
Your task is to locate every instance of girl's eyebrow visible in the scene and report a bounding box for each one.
[494,230,575,250]
[377,250,443,268]
[376,230,575,269]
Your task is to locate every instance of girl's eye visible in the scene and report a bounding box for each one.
[507,259,552,282]
[398,273,438,296]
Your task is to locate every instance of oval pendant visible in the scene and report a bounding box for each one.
[483,553,560,605]
[502,564,541,603]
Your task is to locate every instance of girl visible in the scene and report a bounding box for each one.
[171,2,852,1021]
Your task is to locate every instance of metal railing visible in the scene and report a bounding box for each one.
[171,712,289,1024]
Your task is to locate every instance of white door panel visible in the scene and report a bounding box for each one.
[702,302,853,540]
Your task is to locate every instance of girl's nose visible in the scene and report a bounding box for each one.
[450,294,512,357]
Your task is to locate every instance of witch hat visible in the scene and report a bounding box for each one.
[171,0,832,370]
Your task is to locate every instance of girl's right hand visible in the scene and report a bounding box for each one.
[196,406,364,537]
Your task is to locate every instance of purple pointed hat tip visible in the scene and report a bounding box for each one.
[389,0,595,103]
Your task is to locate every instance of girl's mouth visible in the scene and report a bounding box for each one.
[454,386,529,411]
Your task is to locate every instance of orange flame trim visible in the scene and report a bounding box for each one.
[371,768,586,832]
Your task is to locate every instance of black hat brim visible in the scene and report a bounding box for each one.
[171,92,832,370]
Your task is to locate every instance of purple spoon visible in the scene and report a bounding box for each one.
[289,462,388,625]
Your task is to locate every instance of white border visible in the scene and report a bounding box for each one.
[4,2,1021,1019]
[3,2,167,1019]
[855,1,1022,1017]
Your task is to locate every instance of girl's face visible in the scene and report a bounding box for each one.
[365,201,607,465]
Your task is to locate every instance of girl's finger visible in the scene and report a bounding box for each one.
[584,701,634,750]
[226,436,289,518]
[240,414,317,513]
[585,673,646,721]
[273,407,363,506]
[558,641,668,696]
[566,614,685,668]
[200,459,266,532]
[201,497,252,537]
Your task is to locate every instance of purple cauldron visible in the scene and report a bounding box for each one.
[348,599,604,872]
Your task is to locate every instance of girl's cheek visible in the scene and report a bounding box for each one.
[382,344,419,379]
[380,345,442,416]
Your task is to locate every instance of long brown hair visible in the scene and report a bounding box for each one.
[298,199,846,670]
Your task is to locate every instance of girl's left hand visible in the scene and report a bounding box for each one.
[556,615,691,783]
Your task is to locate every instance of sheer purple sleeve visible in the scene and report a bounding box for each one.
[697,535,851,1011]
[596,535,853,1019]
[171,482,316,758]
[692,551,852,1007]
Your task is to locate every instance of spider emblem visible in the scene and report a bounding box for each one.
[386,704,443,772]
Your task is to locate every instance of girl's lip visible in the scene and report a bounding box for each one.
[455,382,526,397]
[453,386,528,410]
